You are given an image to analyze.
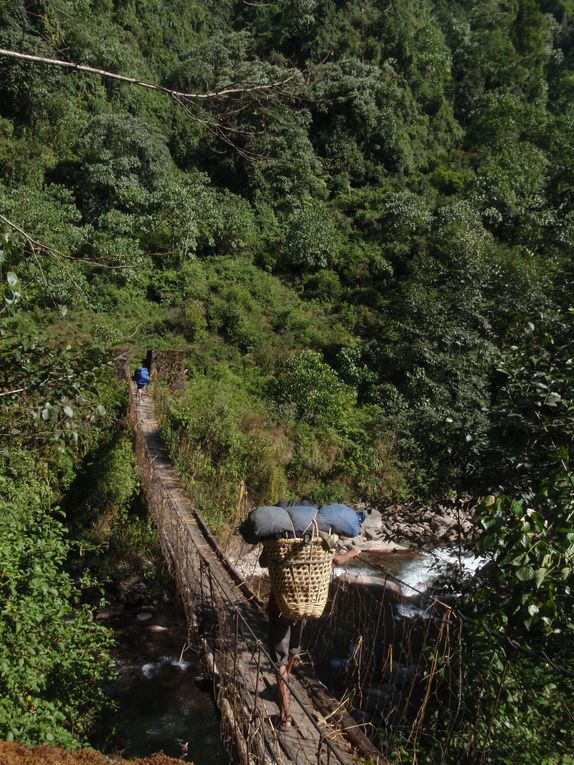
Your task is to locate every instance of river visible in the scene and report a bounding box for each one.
[334,546,486,595]
[90,599,228,764]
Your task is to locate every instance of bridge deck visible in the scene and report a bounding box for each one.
[131,388,362,765]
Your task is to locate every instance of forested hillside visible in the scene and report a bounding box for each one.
[1,0,573,759]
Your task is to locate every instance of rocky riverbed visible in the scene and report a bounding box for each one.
[91,599,225,765]
[357,500,476,549]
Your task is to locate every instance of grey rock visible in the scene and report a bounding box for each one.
[147,624,168,633]
[362,508,383,534]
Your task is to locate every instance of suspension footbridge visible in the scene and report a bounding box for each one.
[128,380,385,765]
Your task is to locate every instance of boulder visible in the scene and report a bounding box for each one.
[361,508,383,536]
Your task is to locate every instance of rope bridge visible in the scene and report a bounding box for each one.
[128,382,383,765]
[128,373,572,765]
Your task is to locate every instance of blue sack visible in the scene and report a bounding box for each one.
[239,502,364,543]
[239,506,292,544]
[318,503,362,538]
[286,506,320,536]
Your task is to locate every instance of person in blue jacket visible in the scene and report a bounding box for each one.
[134,365,150,402]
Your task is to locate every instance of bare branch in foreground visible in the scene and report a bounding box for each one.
[0,213,136,270]
[0,47,297,100]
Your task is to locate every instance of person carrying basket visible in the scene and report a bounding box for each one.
[259,545,361,730]
[258,502,362,732]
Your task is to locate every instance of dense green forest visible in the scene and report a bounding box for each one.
[1,0,573,760]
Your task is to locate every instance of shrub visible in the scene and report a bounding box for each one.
[272,349,357,428]
[0,451,114,748]
[283,202,343,271]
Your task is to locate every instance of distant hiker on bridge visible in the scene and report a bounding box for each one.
[252,500,364,732]
[134,364,150,402]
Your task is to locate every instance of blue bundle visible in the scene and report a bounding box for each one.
[318,504,362,538]
[238,506,292,544]
[239,502,364,543]
[286,506,319,535]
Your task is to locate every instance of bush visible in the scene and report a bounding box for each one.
[0,451,114,748]
[272,349,357,428]
[283,202,343,271]
[157,377,290,532]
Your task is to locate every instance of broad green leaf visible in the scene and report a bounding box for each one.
[510,554,528,566]
[535,567,548,588]
[516,566,535,581]
[511,499,524,518]
[6,271,18,286]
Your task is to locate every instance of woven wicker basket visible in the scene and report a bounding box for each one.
[263,535,333,620]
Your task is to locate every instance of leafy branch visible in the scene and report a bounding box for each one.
[0,46,308,158]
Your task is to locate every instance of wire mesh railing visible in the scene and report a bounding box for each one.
[297,560,574,764]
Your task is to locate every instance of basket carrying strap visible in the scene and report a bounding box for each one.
[301,513,320,544]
